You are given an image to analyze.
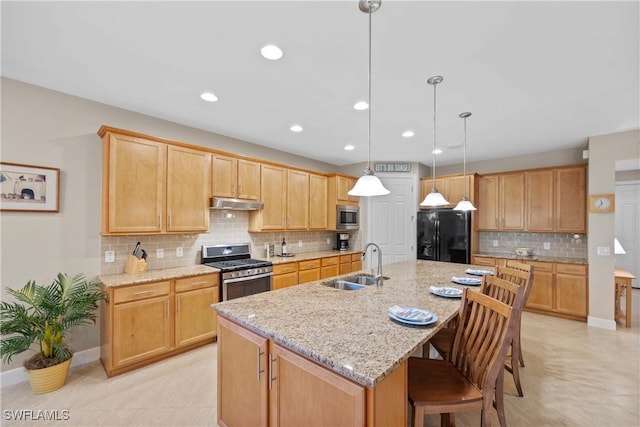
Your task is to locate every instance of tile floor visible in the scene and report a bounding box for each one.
[1,292,638,427]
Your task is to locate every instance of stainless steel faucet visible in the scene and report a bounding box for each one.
[362,242,384,285]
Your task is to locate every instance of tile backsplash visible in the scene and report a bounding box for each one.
[478,231,587,259]
[100,210,361,275]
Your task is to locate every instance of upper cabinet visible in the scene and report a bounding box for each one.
[477,165,586,233]
[249,164,287,231]
[309,174,328,230]
[99,127,210,235]
[212,154,260,200]
[419,174,476,208]
[286,169,309,230]
[327,174,359,230]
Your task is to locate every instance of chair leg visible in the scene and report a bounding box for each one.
[516,323,525,367]
[413,406,425,427]
[441,413,455,427]
[481,399,494,427]
[495,370,507,427]
[510,345,524,397]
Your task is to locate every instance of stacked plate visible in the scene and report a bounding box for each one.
[388,305,438,326]
[451,276,482,286]
[430,286,463,298]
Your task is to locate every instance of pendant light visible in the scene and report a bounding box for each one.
[348,0,390,197]
[453,112,477,211]
[420,75,448,206]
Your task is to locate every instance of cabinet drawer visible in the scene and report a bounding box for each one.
[175,274,218,293]
[274,262,298,275]
[299,259,321,271]
[340,255,351,264]
[351,253,362,262]
[472,256,496,267]
[113,281,171,304]
[322,256,339,266]
[556,263,587,276]
[527,260,554,272]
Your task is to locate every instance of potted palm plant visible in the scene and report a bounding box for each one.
[0,273,106,393]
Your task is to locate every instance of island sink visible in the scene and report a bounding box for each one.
[322,273,390,290]
[323,280,364,291]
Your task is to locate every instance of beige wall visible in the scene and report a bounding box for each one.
[0,78,336,371]
[588,129,640,328]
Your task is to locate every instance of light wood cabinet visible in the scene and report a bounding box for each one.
[217,316,269,427]
[526,169,555,232]
[555,166,586,233]
[419,174,476,208]
[477,175,500,230]
[555,263,588,317]
[524,261,555,312]
[298,259,321,284]
[269,342,365,426]
[100,273,218,377]
[327,174,359,230]
[340,255,352,275]
[309,173,328,230]
[286,169,309,230]
[99,127,210,235]
[351,253,363,272]
[499,172,526,230]
[321,256,340,279]
[211,155,261,200]
[250,164,287,231]
[272,262,298,290]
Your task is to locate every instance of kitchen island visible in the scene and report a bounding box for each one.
[212,259,488,427]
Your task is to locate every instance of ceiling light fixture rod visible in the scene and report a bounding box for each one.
[453,111,477,211]
[420,75,448,206]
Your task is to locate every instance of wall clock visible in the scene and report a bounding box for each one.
[589,194,615,213]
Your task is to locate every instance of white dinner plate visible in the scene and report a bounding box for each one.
[388,305,435,325]
[388,311,438,326]
[451,276,482,286]
[465,268,494,276]
[429,286,463,298]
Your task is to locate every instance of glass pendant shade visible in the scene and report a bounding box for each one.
[421,189,449,206]
[453,197,477,211]
[348,169,390,196]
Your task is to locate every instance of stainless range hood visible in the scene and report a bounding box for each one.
[210,197,264,210]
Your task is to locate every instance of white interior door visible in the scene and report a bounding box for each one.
[366,176,416,269]
[615,181,639,288]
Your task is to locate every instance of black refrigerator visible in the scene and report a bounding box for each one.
[417,209,471,264]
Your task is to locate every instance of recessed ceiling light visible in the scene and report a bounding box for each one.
[402,130,415,138]
[200,92,218,102]
[432,148,443,155]
[290,124,303,132]
[261,45,283,60]
[353,101,369,111]
[344,144,355,151]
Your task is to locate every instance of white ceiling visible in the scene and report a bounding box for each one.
[2,1,638,167]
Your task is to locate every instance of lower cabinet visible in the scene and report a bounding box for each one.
[217,316,367,427]
[101,273,218,377]
[321,256,340,278]
[471,256,588,320]
[298,259,321,284]
[272,262,298,290]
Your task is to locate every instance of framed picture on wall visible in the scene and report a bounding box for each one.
[0,162,60,212]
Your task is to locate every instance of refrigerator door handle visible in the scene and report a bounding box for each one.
[435,218,440,260]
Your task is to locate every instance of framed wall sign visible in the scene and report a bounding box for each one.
[0,162,60,212]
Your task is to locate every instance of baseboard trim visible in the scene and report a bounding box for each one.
[587,316,617,330]
[0,346,100,388]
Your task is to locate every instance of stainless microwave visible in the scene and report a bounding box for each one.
[336,205,359,230]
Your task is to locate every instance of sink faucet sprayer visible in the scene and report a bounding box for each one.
[362,242,384,286]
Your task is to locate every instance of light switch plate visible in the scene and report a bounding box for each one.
[492,240,499,247]
[157,248,164,259]
[597,246,610,256]
[176,247,183,257]
[543,242,550,250]
[326,238,331,245]
[105,251,115,263]
[298,240,303,247]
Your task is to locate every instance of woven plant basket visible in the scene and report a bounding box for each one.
[25,357,72,394]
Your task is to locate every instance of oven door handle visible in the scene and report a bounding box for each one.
[223,272,273,284]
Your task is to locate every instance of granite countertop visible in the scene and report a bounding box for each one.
[99,265,218,287]
[212,259,488,388]
[473,253,588,265]
[255,249,362,264]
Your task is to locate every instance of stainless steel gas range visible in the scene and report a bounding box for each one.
[201,243,272,301]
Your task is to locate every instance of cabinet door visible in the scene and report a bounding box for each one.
[175,286,218,348]
[525,262,554,312]
[347,177,359,203]
[106,133,166,233]
[259,164,287,230]
[526,169,554,232]
[217,317,268,427]
[500,173,525,230]
[269,343,365,427]
[555,166,586,233]
[166,146,211,232]
[445,175,469,207]
[298,269,320,284]
[237,159,261,200]
[273,273,298,289]
[286,169,309,230]
[336,175,351,202]
[477,176,499,230]
[555,264,588,317]
[309,174,328,229]
[211,154,237,198]
[112,295,172,369]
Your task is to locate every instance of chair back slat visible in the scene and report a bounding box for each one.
[450,286,524,391]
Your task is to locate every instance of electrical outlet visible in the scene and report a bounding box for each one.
[156,248,164,259]
[543,242,550,250]
[597,246,610,256]
[492,240,499,247]
[105,250,115,263]
[298,240,303,247]
[176,247,183,257]
[327,238,331,245]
